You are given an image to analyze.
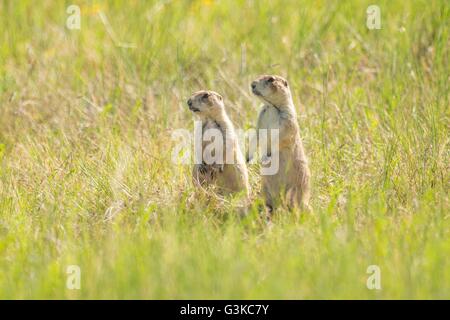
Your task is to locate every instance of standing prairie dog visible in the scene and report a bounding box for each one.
[187,90,250,199]
[249,75,310,212]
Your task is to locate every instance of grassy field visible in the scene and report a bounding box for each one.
[0,0,449,299]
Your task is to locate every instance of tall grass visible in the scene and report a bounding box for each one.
[0,0,448,299]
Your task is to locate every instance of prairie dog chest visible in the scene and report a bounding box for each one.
[202,119,221,132]
[201,119,231,165]
[258,105,280,131]
[201,120,224,147]
[256,105,281,157]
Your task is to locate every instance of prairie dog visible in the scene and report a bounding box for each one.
[250,75,310,211]
[187,90,250,198]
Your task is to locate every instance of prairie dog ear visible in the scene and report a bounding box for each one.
[282,79,288,87]
[201,92,210,101]
[217,94,223,101]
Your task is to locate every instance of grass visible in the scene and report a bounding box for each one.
[0,0,449,299]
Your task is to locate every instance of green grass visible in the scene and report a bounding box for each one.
[0,0,449,299]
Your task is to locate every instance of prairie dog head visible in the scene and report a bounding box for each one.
[251,75,292,107]
[187,90,225,119]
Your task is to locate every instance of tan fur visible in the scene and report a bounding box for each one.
[250,75,310,212]
[187,90,250,199]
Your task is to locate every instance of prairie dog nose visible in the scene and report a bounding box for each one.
[251,82,257,89]
[187,98,193,107]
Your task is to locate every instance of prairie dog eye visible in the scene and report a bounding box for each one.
[201,93,210,100]
[267,77,275,83]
